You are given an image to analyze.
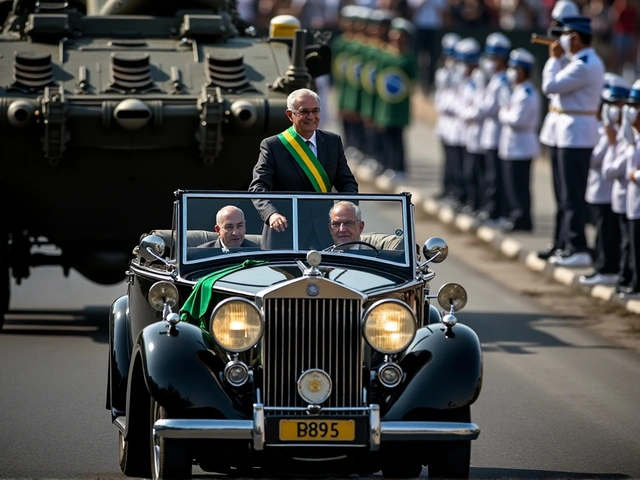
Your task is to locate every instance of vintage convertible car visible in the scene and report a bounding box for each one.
[106,190,482,479]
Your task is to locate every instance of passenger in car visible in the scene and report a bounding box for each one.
[197,206,259,251]
[328,201,365,247]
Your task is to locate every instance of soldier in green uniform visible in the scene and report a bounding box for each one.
[359,9,393,161]
[341,6,371,154]
[374,17,418,177]
[332,6,357,149]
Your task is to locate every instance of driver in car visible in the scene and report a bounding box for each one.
[328,201,365,248]
[198,205,259,251]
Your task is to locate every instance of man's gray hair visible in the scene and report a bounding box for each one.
[287,88,321,111]
[329,201,361,221]
[216,205,245,226]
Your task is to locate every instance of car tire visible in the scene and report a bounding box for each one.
[381,444,424,479]
[428,440,471,478]
[150,399,191,480]
[119,429,151,478]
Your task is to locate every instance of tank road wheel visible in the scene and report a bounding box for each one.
[428,440,471,479]
[151,399,191,480]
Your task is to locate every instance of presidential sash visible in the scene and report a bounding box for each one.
[278,126,331,193]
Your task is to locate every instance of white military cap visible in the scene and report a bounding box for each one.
[484,32,511,58]
[390,17,415,36]
[551,0,579,21]
[508,48,535,70]
[454,37,481,64]
[601,73,631,102]
[628,79,640,105]
[441,33,461,57]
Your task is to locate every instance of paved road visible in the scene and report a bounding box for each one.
[1,206,640,478]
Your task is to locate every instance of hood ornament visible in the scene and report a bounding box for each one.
[296,250,323,277]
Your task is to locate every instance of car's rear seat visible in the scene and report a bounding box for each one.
[149,229,263,255]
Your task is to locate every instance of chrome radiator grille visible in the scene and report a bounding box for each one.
[263,298,363,414]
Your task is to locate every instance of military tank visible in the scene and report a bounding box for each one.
[0,0,330,327]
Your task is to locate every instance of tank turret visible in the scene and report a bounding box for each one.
[0,0,331,327]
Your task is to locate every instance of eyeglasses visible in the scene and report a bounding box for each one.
[292,108,321,117]
[329,220,358,229]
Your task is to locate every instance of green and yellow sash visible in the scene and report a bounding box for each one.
[278,126,331,193]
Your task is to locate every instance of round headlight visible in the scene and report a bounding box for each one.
[363,299,417,354]
[148,281,179,311]
[210,298,263,352]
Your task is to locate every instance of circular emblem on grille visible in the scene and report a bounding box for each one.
[307,284,319,297]
[298,369,332,404]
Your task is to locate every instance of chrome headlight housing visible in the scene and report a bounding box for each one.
[363,299,417,354]
[210,298,264,352]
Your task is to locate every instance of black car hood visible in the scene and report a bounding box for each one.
[210,264,406,296]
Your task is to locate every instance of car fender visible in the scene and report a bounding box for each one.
[108,295,131,418]
[383,323,483,419]
[136,320,243,418]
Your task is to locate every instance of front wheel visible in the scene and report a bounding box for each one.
[150,399,191,480]
[119,429,151,478]
[428,440,471,478]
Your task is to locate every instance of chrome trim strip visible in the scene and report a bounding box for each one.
[253,404,265,451]
[380,422,481,441]
[153,419,253,440]
[270,444,368,448]
[292,198,299,251]
[370,404,380,451]
[263,406,370,412]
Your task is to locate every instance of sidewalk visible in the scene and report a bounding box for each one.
[346,92,640,316]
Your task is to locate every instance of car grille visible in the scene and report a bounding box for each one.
[262,297,363,415]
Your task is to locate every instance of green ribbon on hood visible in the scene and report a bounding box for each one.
[179,259,266,330]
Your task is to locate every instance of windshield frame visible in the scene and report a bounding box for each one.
[176,191,415,276]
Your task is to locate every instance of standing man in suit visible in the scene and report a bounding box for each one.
[249,88,358,249]
[198,206,259,250]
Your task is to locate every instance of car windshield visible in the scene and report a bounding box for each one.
[180,192,412,267]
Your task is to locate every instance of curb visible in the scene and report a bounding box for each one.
[353,163,640,316]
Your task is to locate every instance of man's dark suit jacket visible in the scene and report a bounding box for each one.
[248,129,359,250]
[197,238,259,249]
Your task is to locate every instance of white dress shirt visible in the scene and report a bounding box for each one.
[480,70,511,151]
[305,131,318,157]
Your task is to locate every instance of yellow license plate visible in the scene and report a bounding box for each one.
[279,419,355,441]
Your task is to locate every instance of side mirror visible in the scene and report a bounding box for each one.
[422,237,448,264]
[437,283,468,313]
[139,234,166,263]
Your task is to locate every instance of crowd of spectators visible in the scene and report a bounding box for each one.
[240,0,637,76]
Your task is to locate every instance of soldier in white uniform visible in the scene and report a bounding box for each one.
[476,32,511,224]
[543,15,605,267]
[452,38,482,213]
[622,82,640,296]
[601,98,634,294]
[579,75,630,286]
[498,49,540,232]
[434,33,461,200]
[537,0,580,259]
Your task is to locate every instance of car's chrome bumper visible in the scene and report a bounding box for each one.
[152,404,480,451]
